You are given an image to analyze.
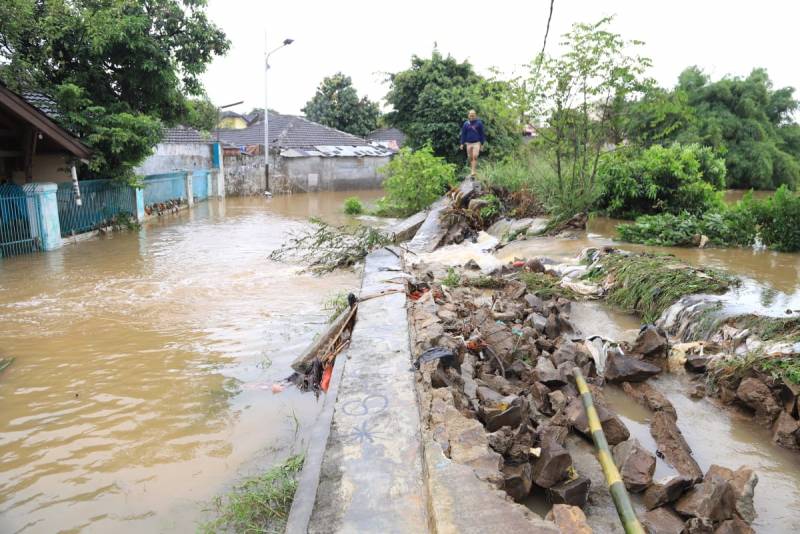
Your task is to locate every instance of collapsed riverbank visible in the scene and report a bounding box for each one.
[284,181,800,533]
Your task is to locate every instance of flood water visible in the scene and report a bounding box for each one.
[0,190,382,533]
[499,214,800,315]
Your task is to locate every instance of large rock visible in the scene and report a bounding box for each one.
[545,313,561,339]
[475,308,515,363]
[772,410,800,450]
[501,462,533,501]
[641,506,685,534]
[675,473,736,522]
[443,406,504,486]
[622,381,678,420]
[546,475,591,508]
[643,475,694,510]
[566,397,630,446]
[612,438,656,493]
[684,518,715,533]
[545,504,591,534]
[650,411,703,483]
[484,398,524,432]
[685,353,710,373]
[534,357,566,388]
[532,439,572,488]
[631,325,669,360]
[605,351,661,383]
[714,517,755,534]
[705,465,758,524]
[487,426,514,455]
[551,340,579,366]
[736,377,782,424]
[528,312,548,334]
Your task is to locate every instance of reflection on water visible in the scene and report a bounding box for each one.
[0,191,381,533]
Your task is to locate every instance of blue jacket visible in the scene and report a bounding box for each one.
[460,119,485,144]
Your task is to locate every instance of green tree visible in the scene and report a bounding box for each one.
[385,50,520,163]
[528,17,652,215]
[627,67,800,189]
[301,73,380,137]
[0,0,229,181]
[185,97,219,132]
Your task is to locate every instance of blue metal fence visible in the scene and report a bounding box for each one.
[0,184,40,257]
[192,170,210,201]
[143,172,186,205]
[56,180,136,236]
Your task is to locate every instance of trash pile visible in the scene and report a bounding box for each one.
[407,259,760,533]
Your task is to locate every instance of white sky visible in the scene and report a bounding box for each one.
[201,0,800,116]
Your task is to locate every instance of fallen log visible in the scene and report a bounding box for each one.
[291,303,358,373]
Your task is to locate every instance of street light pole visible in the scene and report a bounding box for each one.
[264,36,294,193]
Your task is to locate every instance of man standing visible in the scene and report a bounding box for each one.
[460,109,485,177]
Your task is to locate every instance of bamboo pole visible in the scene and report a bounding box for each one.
[573,367,645,534]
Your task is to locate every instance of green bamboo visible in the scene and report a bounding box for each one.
[574,367,644,534]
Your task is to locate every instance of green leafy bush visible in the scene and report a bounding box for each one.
[343,197,364,215]
[598,143,726,218]
[752,185,800,252]
[376,145,456,217]
[617,187,800,251]
[478,194,501,221]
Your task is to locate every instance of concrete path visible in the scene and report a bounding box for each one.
[291,247,428,534]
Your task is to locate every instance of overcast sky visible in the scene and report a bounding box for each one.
[201,0,800,116]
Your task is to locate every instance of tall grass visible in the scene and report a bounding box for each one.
[202,454,304,534]
[480,147,600,221]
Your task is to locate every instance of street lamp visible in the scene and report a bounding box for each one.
[264,37,294,192]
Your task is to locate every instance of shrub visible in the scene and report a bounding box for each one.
[617,187,800,252]
[598,143,726,218]
[753,185,800,252]
[343,196,364,215]
[478,194,501,222]
[480,146,594,220]
[376,145,456,217]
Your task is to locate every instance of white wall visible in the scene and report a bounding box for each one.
[135,143,214,176]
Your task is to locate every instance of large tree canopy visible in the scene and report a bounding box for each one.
[626,67,800,189]
[0,0,229,181]
[301,73,380,137]
[385,50,520,163]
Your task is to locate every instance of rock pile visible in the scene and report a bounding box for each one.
[408,259,759,533]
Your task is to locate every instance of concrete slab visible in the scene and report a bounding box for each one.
[305,247,428,534]
[388,210,427,243]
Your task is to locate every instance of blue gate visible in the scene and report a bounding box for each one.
[192,170,209,201]
[57,180,136,236]
[0,184,40,258]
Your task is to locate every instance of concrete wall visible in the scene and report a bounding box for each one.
[224,154,266,196]
[134,143,214,176]
[272,155,388,193]
[11,154,72,185]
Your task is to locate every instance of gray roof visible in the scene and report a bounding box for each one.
[367,127,406,146]
[214,112,372,150]
[161,125,211,144]
[21,91,63,122]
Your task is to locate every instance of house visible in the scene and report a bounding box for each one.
[134,125,217,176]
[0,82,91,185]
[217,110,249,130]
[215,112,392,193]
[367,127,407,152]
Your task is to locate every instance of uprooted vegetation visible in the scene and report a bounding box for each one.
[269,218,390,273]
[584,251,735,323]
[202,454,304,534]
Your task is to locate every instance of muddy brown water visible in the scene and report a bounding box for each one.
[0,190,382,533]
[569,299,800,532]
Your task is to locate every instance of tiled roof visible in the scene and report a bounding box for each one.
[214,112,372,150]
[161,125,211,144]
[20,91,62,122]
[367,127,406,146]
